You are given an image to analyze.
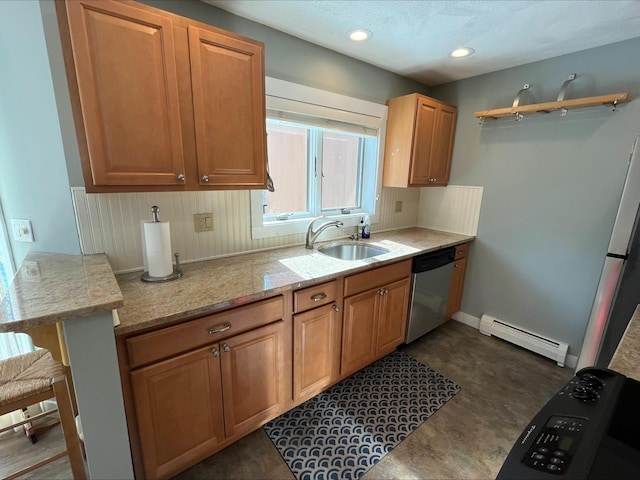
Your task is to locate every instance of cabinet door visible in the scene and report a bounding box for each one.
[293,303,341,402]
[428,104,457,185]
[446,257,468,320]
[376,278,411,357]
[341,289,379,376]
[130,345,224,479]
[188,26,267,187]
[220,321,285,438]
[409,98,438,186]
[64,0,186,187]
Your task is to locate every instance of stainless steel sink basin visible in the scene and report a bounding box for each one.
[317,243,389,261]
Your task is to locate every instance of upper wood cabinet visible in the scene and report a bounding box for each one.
[382,93,457,188]
[189,26,266,187]
[57,0,267,192]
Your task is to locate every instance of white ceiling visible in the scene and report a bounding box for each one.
[203,0,640,86]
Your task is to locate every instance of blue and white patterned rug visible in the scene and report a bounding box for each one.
[264,350,460,480]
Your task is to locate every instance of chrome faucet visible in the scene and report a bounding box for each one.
[305,216,343,249]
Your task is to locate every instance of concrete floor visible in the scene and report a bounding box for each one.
[0,320,573,479]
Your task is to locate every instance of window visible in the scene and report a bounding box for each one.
[250,78,387,239]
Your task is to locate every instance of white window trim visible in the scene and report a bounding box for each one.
[250,77,388,240]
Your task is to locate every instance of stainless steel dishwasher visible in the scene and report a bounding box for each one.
[405,247,457,343]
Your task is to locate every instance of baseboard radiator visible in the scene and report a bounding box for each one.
[479,314,569,367]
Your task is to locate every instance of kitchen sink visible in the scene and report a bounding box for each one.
[317,243,389,261]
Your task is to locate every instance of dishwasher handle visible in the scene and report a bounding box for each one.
[412,247,456,273]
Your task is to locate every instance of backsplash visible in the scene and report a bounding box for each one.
[72,187,420,273]
[416,185,483,236]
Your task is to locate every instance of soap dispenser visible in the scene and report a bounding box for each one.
[362,215,371,239]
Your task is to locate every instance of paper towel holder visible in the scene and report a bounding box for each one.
[141,206,183,282]
[141,251,183,282]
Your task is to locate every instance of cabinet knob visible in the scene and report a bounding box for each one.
[212,348,220,357]
[223,343,231,352]
[332,304,340,312]
[378,288,388,296]
[202,175,209,182]
[177,173,185,181]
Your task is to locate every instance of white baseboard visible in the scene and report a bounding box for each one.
[451,311,578,370]
[452,311,480,329]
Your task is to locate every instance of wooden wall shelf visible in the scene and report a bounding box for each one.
[475,92,629,120]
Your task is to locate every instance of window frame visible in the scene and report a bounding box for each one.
[250,78,388,240]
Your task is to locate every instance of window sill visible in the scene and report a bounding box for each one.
[251,213,369,240]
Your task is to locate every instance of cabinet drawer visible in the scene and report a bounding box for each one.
[344,259,412,297]
[293,280,339,313]
[455,243,470,260]
[127,296,284,369]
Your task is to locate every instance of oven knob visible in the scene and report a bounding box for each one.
[578,372,604,390]
[573,385,598,402]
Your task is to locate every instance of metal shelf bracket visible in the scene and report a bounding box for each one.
[513,84,530,121]
[558,73,577,116]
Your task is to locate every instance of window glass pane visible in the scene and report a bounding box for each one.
[265,122,308,215]
[321,132,361,210]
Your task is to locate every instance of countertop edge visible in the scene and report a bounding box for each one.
[0,252,124,333]
[114,228,474,336]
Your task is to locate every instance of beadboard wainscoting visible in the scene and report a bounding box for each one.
[417,185,483,236]
[71,187,420,273]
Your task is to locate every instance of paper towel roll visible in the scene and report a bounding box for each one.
[143,221,173,277]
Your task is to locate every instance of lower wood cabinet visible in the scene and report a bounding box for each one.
[220,321,285,438]
[293,303,342,402]
[341,260,411,377]
[130,345,225,479]
[292,280,342,403]
[126,298,286,479]
[120,252,462,478]
[446,242,470,320]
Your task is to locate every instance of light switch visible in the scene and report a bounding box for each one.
[11,219,34,242]
[193,213,214,232]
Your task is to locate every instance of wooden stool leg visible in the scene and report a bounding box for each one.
[52,375,87,480]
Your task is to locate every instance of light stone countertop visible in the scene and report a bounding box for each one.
[114,227,474,335]
[608,304,640,381]
[0,252,124,333]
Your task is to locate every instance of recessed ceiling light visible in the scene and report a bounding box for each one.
[348,29,373,42]
[450,47,475,58]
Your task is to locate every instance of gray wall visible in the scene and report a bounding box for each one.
[431,37,640,356]
[141,0,429,104]
[0,0,80,267]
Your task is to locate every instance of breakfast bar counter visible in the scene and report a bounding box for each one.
[0,252,134,480]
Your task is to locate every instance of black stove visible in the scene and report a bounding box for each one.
[498,367,640,479]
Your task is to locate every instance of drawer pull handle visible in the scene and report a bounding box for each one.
[208,322,231,335]
[311,293,327,302]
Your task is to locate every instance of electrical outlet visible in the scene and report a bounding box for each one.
[21,261,41,280]
[11,219,34,242]
[193,213,213,232]
[395,201,403,213]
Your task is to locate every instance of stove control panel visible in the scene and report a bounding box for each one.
[523,415,585,474]
[497,368,628,479]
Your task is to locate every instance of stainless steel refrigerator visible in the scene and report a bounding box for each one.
[577,136,640,370]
